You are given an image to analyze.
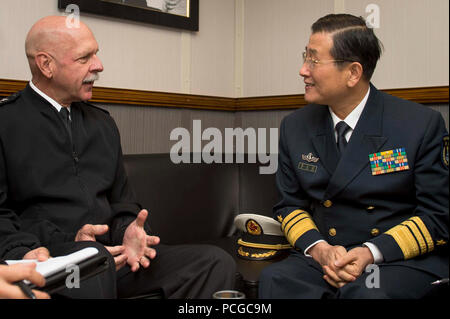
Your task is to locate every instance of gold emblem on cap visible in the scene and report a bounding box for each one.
[246,219,262,235]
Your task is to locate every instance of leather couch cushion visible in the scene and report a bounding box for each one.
[123,154,239,244]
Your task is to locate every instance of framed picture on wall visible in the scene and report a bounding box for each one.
[58,0,199,31]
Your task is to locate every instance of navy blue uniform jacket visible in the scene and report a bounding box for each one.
[0,84,146,260]
[275,84,448,278]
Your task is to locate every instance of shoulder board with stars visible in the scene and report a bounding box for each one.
[0,92,21,107]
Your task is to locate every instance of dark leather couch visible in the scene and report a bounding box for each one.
[123,153,449,299]
[123,153,283,299]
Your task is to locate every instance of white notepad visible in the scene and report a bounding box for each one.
[6,247,99,280]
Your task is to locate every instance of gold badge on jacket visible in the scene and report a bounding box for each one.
[369,148,409,175]
[302,153,319,163]
[298,153,319,173]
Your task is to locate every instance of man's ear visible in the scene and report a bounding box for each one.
[347,62,364,88]
[34,52,54,79]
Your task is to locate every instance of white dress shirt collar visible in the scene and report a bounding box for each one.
[329,87,370,141]
[29,81,70,113]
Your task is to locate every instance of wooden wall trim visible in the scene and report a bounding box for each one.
[91,86,236,111]
[235,86,450,111]
[1,78,448,111]
[0,79,236,111]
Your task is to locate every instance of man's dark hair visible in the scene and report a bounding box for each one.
[312,14,383,81]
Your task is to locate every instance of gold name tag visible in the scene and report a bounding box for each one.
[298,162,317,173]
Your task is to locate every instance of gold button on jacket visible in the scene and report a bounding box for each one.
[329,228,337,237]
[371,228,380,236]
[323,200,333,208]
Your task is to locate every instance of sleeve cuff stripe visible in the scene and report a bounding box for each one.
[408,219,429,252]
[401,223,424,255]
[285,216,309,236]
[281,209,308,232]
[402,219,430,254]
[385,217,434,259]
[284,218,318,247]
[409,217,434,251]
[385,225,420,259]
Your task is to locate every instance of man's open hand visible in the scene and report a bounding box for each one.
[75,224,127,271]
[122,209,160,272]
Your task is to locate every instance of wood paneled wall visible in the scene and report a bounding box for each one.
[1,79,447,155]
[1,79,448,111]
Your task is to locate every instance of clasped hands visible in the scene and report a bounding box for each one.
[75,209,160,272]
[308,242,374,288]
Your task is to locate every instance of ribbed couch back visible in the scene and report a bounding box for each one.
[123,153,279,245]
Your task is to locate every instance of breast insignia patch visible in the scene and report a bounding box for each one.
[298,162,318,173]
[301,153,319,163]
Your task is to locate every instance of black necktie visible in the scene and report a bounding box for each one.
[59,107,72,140]
[335,121,350,156]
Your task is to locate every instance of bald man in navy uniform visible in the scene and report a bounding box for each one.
[0,16,235,299]
[259,14,448,299]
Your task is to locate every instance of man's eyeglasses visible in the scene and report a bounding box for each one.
[302,51,351,69]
